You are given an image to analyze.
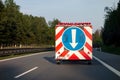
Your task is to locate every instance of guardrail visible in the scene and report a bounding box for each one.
[0,47,55,57]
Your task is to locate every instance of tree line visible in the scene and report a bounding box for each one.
[93,1,120,47]
[1,0,120,49]
[0,0,60,48]
[102,0,120,47]
[93,1,120,48]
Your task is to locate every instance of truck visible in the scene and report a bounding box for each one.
[55,22,92,64]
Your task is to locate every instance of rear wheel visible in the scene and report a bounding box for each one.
[56,60,61,64]
[88,60,92,65]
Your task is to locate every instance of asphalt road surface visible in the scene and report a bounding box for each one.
[0,50,120,80]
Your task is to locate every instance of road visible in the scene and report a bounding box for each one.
[0,50,120,80]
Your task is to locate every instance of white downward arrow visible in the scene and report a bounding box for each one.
[70,29,78,48]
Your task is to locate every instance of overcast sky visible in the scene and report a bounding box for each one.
[2,0,119,32]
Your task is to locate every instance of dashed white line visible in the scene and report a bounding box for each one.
[14,67,38,78]
[93,56,120,77]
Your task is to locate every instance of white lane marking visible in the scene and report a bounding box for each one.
[14,67,38,78]
[93,56,120,77]
[0,51,51,62]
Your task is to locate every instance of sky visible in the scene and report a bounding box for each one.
[2,0,119,32]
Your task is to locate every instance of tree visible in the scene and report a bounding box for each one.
[48,19,61,45]
[48,19,60,28]
[0,0,4,13]
[102,0,120,47]
[2,0,20,45]
[31,16,49,45]
[93,29,102,48]
[0,0,5,46]
[0,0,58,48]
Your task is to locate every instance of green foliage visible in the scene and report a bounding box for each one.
[0,0,56,47]
[0,0,4,12]
[102,1,120,47]
[48,19,60,28]
[48,19,61,45]
[102,45,120,55]
[93,29,102,48]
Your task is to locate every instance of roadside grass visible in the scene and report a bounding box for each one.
[101,46,120,55]
[0,52,36,60]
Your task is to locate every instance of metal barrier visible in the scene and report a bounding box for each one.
[0,47,54,57]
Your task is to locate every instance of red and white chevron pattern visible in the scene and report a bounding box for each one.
[55,23,92,60]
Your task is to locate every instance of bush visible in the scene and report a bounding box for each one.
[102,45,120,55]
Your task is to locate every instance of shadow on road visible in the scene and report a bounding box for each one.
[44,56,56,64]
[44,56,94,65]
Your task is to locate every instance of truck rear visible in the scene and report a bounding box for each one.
[55,22,92,64]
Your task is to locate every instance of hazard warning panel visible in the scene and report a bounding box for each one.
[55,22,92,62]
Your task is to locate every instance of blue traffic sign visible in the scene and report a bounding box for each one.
[62,27,86,51]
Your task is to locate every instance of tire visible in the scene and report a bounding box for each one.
[88,60,92,65]
[56,60,61,64]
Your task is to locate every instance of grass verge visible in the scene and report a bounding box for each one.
[0,52,35,60]
[102,46,120,55]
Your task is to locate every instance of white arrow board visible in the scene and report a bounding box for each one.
[70,29,78,48]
